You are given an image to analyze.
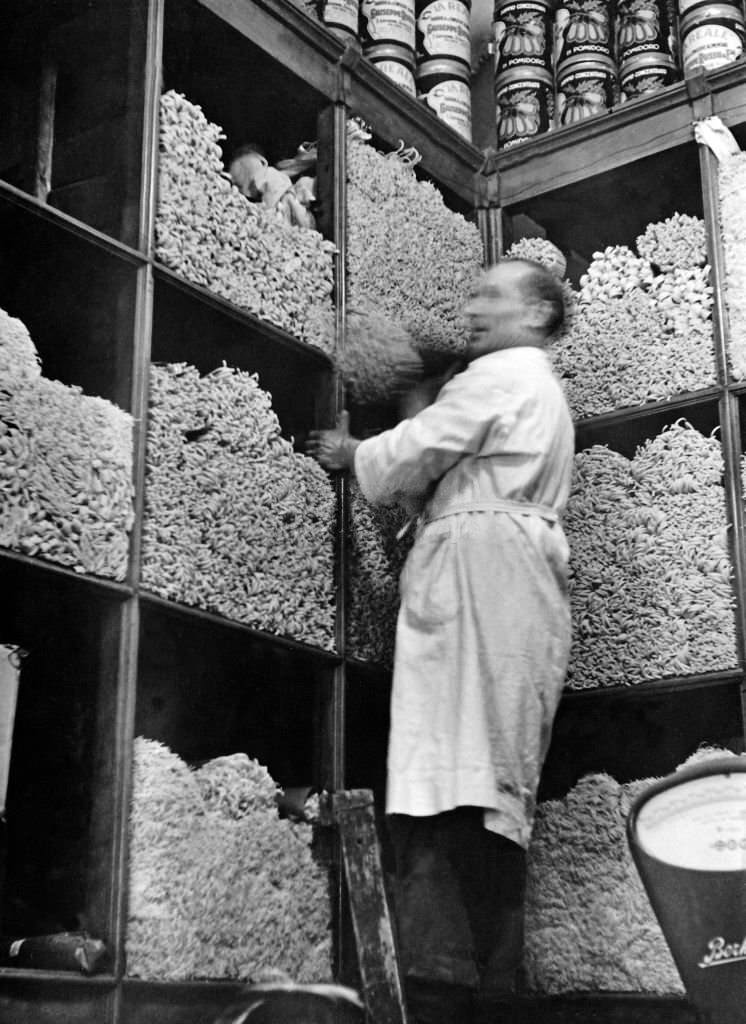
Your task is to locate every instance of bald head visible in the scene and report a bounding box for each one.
[464,259,565,358]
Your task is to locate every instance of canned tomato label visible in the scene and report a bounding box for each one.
[620,51,676,97]
[616,0,674,62]
[365,43,418,92]
[556,54,616,126]
[555,0,613,63]
[361,0,416,47]
[495,66,553,147]
[319,0,360,39]
[680,4,745,70]
[416,0,472,66]
[493,0,552,73]
[417,60,472,138]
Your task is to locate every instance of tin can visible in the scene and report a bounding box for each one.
[619,50,676,97]
[360,0,416,49]
[616,0,674,62]
[493,0,553,74]
[416,57,472,138]
[495,65,553,147]
[679,2,745,72]
[365,42,418,93]
[416,0,472,67]
[319,0,360,40]
[555,0,614,63]
[556,53,616,126]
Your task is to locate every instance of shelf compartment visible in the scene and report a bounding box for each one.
[0,0,150,249]
[152,266,335,450]
[1,573,128,953]
[540,674,743,802]
[197,0,484,204]
[137,595,338,789]
[0,193,141,410]
[156,10,338,354]
[574,391,721,457]
[0,180,147,267]
[139,592,341,668]
[495,60,746,205]
[504,141,706,273]
[0,549,134,602]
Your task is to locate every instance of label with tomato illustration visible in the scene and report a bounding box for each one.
[416,0,472,65]
[495,69,553,147]
[620,52,676,97]
[361,0,417,48]
[616,0,673,61]
[493,0,553,73]
[554,0,613,63]
[556,59,615,125]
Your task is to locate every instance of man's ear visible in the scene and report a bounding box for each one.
[526,299,553,331]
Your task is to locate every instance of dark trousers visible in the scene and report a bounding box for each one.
[387,808,527,997]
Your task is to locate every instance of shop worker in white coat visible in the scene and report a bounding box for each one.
[308,259,574,1024]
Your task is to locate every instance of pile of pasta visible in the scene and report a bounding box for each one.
[156,91,336,354]
[0,307,134,580]
[525,771,681,994]
[565,422,737,689]
[141,362,335,649]
[346,128,483,358]
[549,215,715,418]
[127,737,332,981]
[524,747,739,994]
[346,481,413,665]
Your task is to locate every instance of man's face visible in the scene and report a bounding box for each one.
[463,263,530,358]
[229,153,267,198]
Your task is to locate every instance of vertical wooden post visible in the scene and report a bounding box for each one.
[476,149,501,266]
[33,51,57,201]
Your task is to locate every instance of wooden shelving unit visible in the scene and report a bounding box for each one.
[1,0,746,1021]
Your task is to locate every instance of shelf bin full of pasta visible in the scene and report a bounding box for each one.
[157,0,340,356]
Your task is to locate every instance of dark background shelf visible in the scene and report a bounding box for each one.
[164,0,329,171]
[574,394,721,457]
[0,195,140,409]
[2,571,126,945]
[136,596,337,790]
[151,268,336,450]
[504,141,704,280]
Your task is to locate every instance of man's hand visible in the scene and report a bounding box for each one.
[307,410,360,471]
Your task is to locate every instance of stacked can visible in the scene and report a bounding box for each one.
[493,0,554,147]
[361,0,418,96]
[554,0,617,127]
[678,0,745,73]
[617,0,677,100]
[415,0,473,139]
[319,0,360,42]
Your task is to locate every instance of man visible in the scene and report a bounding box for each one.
[228,145,317,229]
[308,259,574,1024]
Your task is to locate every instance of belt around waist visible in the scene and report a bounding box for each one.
[424,499,559,525]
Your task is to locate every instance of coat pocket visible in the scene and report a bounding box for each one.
[400,528,459,628]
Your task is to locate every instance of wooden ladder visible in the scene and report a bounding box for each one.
[324,789,409,1024]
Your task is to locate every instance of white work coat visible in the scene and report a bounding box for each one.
[354,346,574,848]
